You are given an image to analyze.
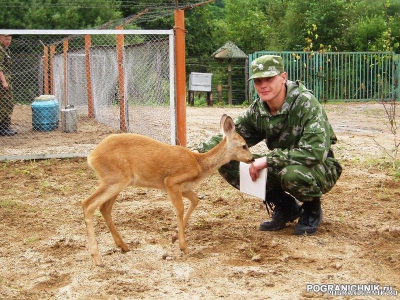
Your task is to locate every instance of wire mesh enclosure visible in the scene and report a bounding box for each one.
[0,29,175,160]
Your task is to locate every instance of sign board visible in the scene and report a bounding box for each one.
[189,72,212,92]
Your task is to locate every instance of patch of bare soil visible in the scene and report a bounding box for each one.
[0,103,399,299]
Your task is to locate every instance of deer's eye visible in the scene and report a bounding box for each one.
[242,145,248,150]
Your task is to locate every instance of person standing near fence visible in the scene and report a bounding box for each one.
[195,55,342,235]
[0,34,17,136]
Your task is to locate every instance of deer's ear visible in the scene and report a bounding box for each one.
[222,116,236,137]
[220,114,228,132]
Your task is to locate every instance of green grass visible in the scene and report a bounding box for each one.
[393,169,400,181]
[0,199,20,211]
[359,157,400,177]
[23,236,38,244]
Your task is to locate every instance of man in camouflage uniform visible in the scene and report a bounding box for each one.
[0,34,17,136]
[196,55,342,235]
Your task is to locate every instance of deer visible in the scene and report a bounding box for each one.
[82,114,254,266]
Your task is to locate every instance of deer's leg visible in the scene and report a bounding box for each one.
[167,186,187,253]
[182,190,199,229]
[99,195,129,252]
[171,190,199,245]
[82,183,124,266]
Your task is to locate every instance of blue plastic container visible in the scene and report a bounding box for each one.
[31,95,59,132]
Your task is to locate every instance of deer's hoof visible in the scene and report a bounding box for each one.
[172,233,178,244]
[121,247,130,253]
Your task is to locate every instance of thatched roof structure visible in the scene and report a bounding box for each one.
[212,42,247,105]
[212,41,247,60]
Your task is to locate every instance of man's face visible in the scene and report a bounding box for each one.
[253,73,287,103]
[0,36,12,48]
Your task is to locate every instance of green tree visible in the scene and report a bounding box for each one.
[0,0,31,28]
[345,15,387,51]
[0,0,122,29]
[283,0,352,51]
[185,5,218,59]
[259,0,291,51]
[224,0,272,53]
[340,0,399,51]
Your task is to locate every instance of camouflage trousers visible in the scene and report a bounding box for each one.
[0,86,14,124]
[218,153,342,203]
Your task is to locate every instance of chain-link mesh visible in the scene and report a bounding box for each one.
[0,30,175,160]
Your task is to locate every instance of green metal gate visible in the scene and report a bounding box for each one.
[249,51,400,102]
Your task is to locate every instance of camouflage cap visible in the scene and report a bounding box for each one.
[249,55,284,80]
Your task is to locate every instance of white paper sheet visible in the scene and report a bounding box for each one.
[239,162,267,201]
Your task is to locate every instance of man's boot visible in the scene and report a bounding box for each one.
[259,190,302,231]
[293,198,322,235]
[0,121,17,136]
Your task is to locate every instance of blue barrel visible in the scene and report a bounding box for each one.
[31,95,59,132]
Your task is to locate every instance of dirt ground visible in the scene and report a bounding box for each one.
[0,103,399,300]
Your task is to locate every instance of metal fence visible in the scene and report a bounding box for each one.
[0,29,175,160]
[249,51,400,102]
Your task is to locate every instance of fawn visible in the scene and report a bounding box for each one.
[82,114,254,266]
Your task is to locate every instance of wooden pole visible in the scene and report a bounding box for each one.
[217,84,222,105]
[174,9,186,146]
[43,45,49,94]
[63,40,68,108]
[207,91,213,106]
[228,59,232,106]
[116,25,127,132]
[85,35,94,118]
[49,45,55,95]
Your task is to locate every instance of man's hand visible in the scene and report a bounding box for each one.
[2,81,9,90]
[249,157,267,181]
[0,72,9,90]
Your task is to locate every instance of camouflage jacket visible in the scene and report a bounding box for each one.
[196,80,338,169]
[0,43,11,79]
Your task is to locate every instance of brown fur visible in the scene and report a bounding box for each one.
[82,114,254,266]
